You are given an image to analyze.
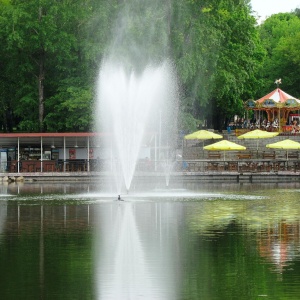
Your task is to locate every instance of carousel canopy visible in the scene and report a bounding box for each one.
[245,88,300,109]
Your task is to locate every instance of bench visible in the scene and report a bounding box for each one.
[262,151,276,159]
[236,152,252,159]
[208,152,221,159]
[288,152,299,159]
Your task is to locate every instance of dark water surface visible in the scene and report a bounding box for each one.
[0,181,300,300]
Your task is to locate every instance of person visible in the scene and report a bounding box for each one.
[292,119,299,133]
[182,160,188,170]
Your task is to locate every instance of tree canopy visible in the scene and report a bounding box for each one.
[258,12,300,97]
[0,0,299,133]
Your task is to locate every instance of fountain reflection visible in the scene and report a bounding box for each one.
[95,201,180,300]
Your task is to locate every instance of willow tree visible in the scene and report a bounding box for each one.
[209,0,264,130]
[170,0,264,132]
[170,0,220,132]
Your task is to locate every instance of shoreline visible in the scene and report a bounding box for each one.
[1,170,300,184]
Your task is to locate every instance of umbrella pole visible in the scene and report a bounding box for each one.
[256,140,259,158]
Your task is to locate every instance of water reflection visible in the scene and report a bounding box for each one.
[0,203,7,242]
[186,188,300,280]
[258,221,300,274]
[95,201,180,300]
[1,183,300,299]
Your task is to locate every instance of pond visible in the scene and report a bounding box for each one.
[0,181,300,300]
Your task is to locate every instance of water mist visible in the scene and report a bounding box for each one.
[95,0,178,193]
[97,61,176,192]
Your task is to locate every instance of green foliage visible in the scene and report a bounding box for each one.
[209,0,264,130]
[171,0,264,131]
[44,81,93,132]
[179,111,201,133]
[258,13,300,97]
[0,0,299,133]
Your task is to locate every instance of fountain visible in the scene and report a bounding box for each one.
[97,61,177,193]
[162,158,177,187]
[95,0,178,195]
[94,1,179,299]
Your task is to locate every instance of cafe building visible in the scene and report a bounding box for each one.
[0,132,107,173]
[0,132,157,174]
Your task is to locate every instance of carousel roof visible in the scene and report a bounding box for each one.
[256,88,300,105]
[245,88,300,109]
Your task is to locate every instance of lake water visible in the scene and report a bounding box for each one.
[1,181,300,300]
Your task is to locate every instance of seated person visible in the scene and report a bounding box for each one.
[292,120,299,133]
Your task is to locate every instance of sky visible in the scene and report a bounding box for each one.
[251,0,300,22]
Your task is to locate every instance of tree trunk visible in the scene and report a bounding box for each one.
[38,53,45,132]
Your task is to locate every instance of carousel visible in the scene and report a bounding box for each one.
[244,81,300,133]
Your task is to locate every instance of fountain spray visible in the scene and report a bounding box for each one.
[95,0,178,194]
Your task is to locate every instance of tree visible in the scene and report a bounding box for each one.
[0,0,103,132]
[170,0,264,132]
[209,0,265,130]
[258,12,300,97]
[0,0,267,133]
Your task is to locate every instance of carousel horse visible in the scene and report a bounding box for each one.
[272,118,279,131]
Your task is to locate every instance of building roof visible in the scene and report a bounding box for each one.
[0,132,107,148]
[256,88,300,107]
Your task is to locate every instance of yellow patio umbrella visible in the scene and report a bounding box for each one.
[204,140,246,160]
[185,130,223,140]
[266,139,300,160]
[185,130,223,158]
[237,129,279,157]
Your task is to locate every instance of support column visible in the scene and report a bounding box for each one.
[17,137,20,173]
[40,137,43,172]
[63,137,66,172]
[87,136,90,172]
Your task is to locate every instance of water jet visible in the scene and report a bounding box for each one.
[96,61,178,194]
